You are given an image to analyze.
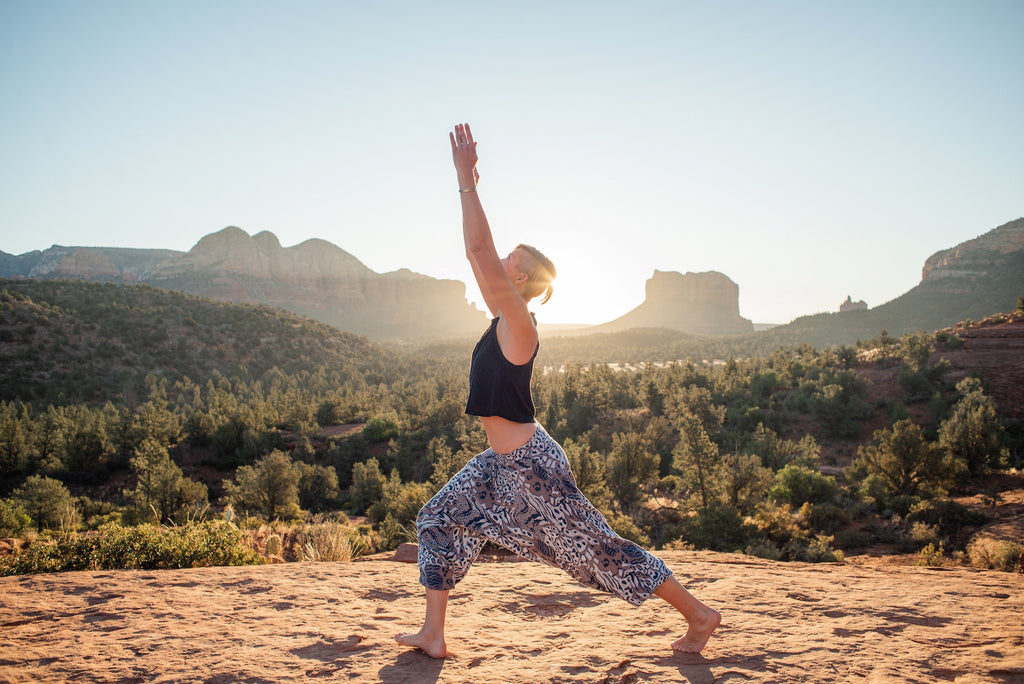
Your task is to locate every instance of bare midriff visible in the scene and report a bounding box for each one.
[479,415,539,454]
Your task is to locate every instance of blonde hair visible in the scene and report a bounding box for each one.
[515,243,557,305]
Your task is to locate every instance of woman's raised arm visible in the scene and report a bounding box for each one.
[451,124,535,353]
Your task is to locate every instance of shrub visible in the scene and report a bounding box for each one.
[0,498,30,537]
[787,534,844,563]
[849,420,956,500]
[905,499,985,538]
[13,475,75,531]
[939,378,1008,474]
[908,521,940,549]
[350,458,385,515]
[966,536,1022,572]
[833,527,873,550]
[768,465,839,507]
[296,462,341,512]
[914,543,948,567]
[745,541,783,561]
[363,415,399,443]
[376,513,415,552]
[673,505,750,552]
[748,501,844,562]
[800,502,850,534]
[224,450,301,521]
[0,521,263,576]
[934,330,964,350]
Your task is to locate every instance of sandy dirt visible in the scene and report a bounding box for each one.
[1,549,1022,683]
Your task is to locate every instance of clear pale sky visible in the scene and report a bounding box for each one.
[1,1,1021,325]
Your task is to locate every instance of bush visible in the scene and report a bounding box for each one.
[296,462,341,512]
[914,543,948,567]
[224,450,301,521]
[13,475,75,531]
[787,534,844,563]
[0,521,263,576]
[363,415,399,443]
[350,458,385,515]
[377,513,415,552]
[934,330,963,350]
[908,521,940,549]
[0,498,31,537]
[939,378,1008,474]
[800,502,850,534]
[768,465,839,507]
[849,420,955,501]
[673,506,750,552]
[966,536,1022,572]
[905,499,985,538]
[833,527,873,550]
[748,501,844,562]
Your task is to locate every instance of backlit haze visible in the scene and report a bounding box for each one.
[1,1,1021,327]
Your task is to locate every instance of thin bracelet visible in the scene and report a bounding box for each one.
[459,187,477,193]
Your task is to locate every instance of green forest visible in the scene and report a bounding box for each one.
[1,279,1021,575]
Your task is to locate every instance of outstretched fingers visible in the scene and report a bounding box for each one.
[451,123,475,148]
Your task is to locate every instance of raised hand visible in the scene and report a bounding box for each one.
[450,122,480,190]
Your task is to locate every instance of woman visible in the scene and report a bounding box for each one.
[395,123,720,658]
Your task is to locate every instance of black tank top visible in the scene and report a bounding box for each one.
[465,318,537,424]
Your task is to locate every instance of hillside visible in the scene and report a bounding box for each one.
[758,217,1024,347]
[0,227,486,341]
[2,278,1022,602]
[0,279,391,405]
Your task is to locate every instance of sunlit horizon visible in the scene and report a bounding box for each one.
[1,1,1021,326]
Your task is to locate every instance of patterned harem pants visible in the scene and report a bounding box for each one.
[416,426,672,606]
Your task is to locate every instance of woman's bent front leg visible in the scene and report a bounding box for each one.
[415,453,494,591]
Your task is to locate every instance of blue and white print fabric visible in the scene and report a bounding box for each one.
[416,427,671,606]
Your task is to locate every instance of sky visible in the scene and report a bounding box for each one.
[1,1,1021,326]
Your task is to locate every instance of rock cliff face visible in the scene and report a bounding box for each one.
[921,218,1024,284]
[0,246,181,283]
[1,228,486,340]
[597,270,754,336]
[147,227,488,340]
[767,218,1024,348]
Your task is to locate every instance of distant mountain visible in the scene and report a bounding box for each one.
[144,227,486,340]
[0,245,181,282]
[761,217,1024,348]
[0,227,486,341]
[3,217,1020,346]
[572,270,754,337]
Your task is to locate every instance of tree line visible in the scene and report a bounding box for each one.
[2,311,1019,570]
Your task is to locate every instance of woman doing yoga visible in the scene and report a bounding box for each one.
[395,123,720,658]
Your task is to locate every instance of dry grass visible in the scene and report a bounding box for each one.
[966,535,1023,572]
[247,516,373,563]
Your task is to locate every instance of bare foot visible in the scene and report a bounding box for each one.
[395,630,448,659]
[672,607,721,653]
